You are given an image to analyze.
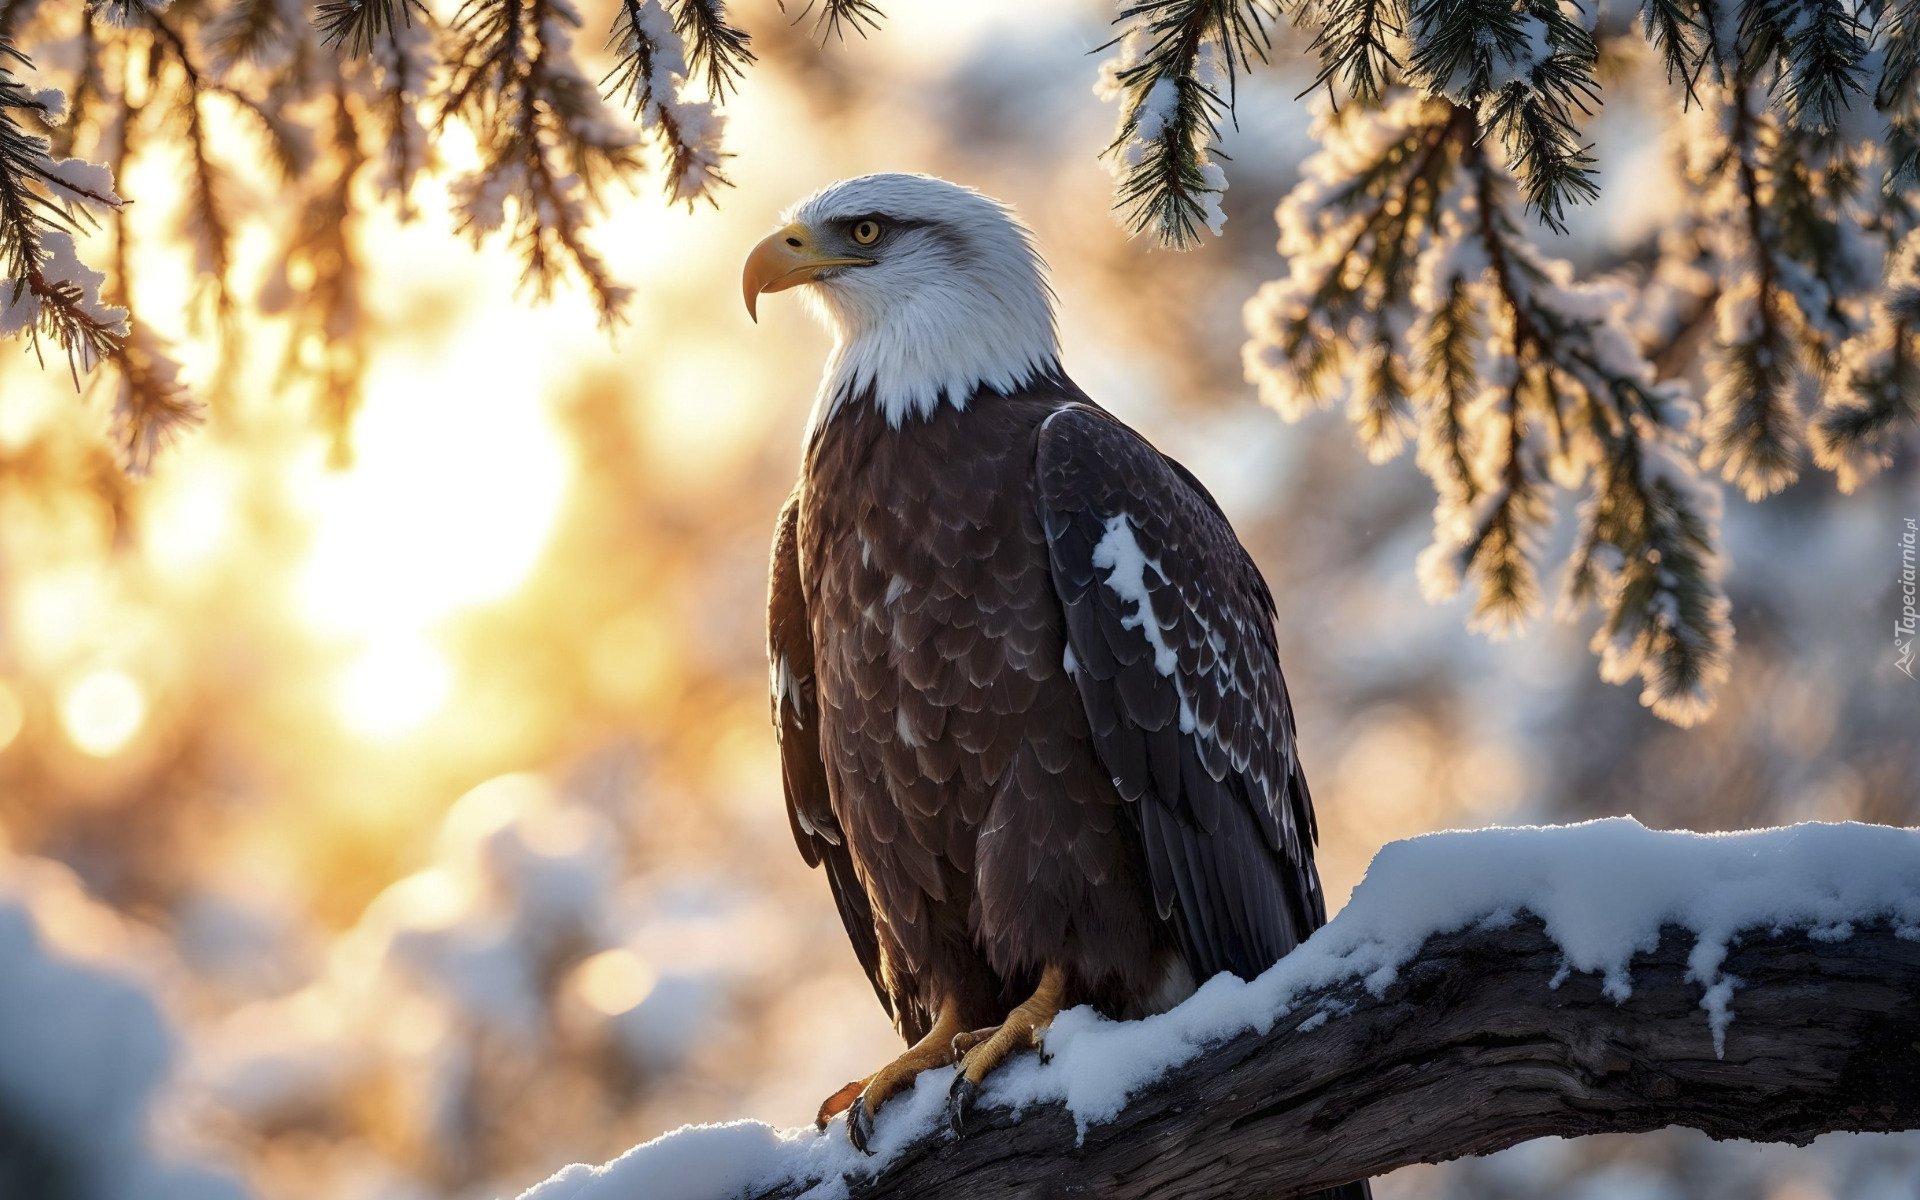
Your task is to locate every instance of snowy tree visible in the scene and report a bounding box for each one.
[0,0,1913,714]
[0,0,737,462]
[1099,0,1911,725]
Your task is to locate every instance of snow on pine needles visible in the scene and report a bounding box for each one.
[510,818,1920,1200]
[1093,0,1920,729]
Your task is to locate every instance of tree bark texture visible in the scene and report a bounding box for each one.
[756,919,1920,1200]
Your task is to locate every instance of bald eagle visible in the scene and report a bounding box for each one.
[748,174,1361,1195]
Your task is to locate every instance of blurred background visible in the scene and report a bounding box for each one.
[0,1,1916,1198]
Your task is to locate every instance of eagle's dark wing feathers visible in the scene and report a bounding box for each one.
[769,491,902,1032]
[1036,405,1325,985]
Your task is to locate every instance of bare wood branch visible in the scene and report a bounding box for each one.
[754,919,1920,1200]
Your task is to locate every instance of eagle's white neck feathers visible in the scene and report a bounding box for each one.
[784,174,1060,432]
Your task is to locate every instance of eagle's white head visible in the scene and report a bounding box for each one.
[742,173,1059,431]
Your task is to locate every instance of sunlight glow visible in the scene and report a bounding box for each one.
[61,669,147,757]
[293,316,572,639]
[571,948,657,1017]
[16,570,111,668]
[335,635,454,740]
[380,868,471,933]
[143,450,238,577]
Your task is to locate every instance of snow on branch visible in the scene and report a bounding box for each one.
[1149,0,1920,723]
[0,40,126,377]
[604,0,731,207]
[441,0,644,324]
[1097,0,1277,247]
[1810,228,1920,490]
[509,819,1920,1200]
[1243,93,1732,725]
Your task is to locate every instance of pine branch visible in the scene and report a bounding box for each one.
[108,326,201,473]
[1810,230,1920,490]
[1300,0,1405,105]
[260,85,368,464]
[1878,0,1920,110]
[1406,0,1601,232]
[1,38,127,378]
[1350,329,1415,460]
[1413,272,1482,503]
[206,0,302,74]
[445,0,641,324]
[1740,0,1869,134]
[1100,0,1279,248]
[1479,62,1600,232]
[147,11,238,324]
[1639,0,1710,105]
[1568,434,1732,727]
[99,61,202,474]
[366,5,432,213]
[673,0,753,100]
[317,0,427,57]
[604,0,730,203]
[788,0,883,41]
[1442,383,1547,635]
[1243,96,1469,414]
[1699,81,1806,500]
[89,0,165,29]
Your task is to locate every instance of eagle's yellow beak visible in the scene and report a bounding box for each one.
[742,223,874,322]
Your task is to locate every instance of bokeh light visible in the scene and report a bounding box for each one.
[334,635,455,739]
[59,670,148,757]
[571,948,658,1016]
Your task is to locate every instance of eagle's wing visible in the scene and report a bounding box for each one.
[1035,405,1326,984]
[769,490,899,1028]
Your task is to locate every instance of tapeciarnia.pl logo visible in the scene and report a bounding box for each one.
[1899,517,1917,680]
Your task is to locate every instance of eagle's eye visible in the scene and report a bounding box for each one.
[850,219,883,246]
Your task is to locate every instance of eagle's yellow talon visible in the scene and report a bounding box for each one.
[947,965,1067,1135]
[839,1003,964,1152]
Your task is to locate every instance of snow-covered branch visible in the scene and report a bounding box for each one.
[0,40,126,377]
[1244,93,1733,726]
[511,820,1920,1200]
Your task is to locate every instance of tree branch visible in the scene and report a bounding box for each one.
[758,919,1920,1200]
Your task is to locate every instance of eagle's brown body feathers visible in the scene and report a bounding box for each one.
[770,375,1326,1044]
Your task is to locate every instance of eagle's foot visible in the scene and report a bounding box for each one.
[946,964,1067,1136]
[814,1075,872,1130]
[840,1005,964,1153]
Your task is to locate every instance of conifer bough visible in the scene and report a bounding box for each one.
[1,0,1914,721]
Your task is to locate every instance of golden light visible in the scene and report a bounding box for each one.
[0,387,58,452]
[570,948,657,1017]
[60,669,148,757]
[378,868,472,933]
[334,635,453,740]
[0,681,22,753]
[15,569,111,669]
[292,313,572,640]
[143,449,238,578]
[640,347,766,485]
